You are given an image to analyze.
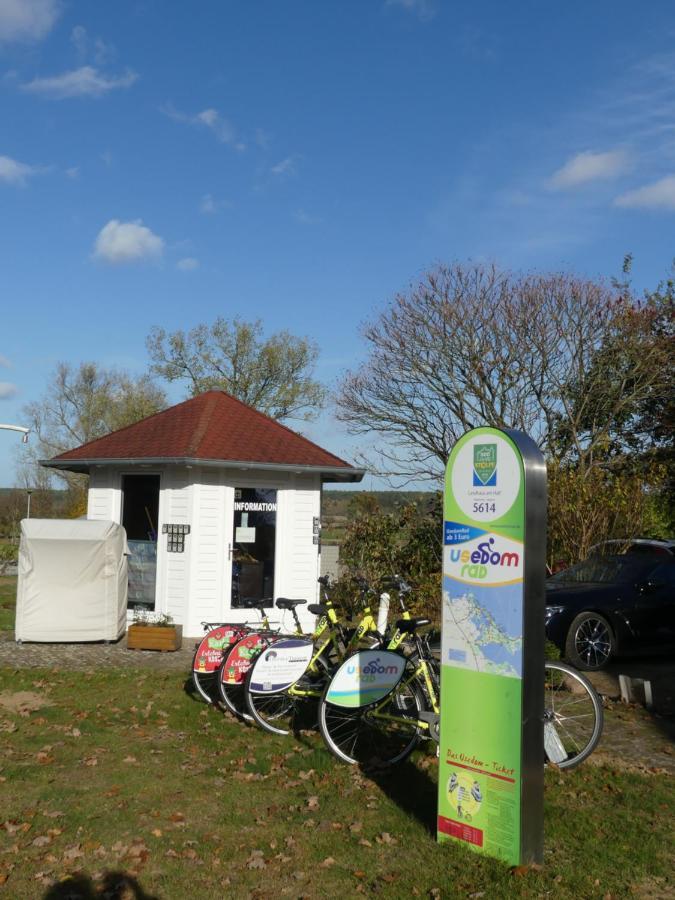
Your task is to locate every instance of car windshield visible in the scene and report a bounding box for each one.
[549,555,659,585]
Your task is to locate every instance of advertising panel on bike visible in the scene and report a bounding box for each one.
[248,638,315,694]
[438,427,545,867]
[221,634,270,685]
[193,626,247,673]
[325,650,406,708]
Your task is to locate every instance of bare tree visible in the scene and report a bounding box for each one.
[337,263,667,483]
[20,362,167,500]
[146,317,326,422]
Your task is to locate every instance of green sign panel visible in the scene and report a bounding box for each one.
[437,427,545,865]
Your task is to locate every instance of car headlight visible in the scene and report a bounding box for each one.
[545,605,564,620]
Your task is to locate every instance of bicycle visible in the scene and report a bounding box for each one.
[190,600,275,704]
[318,617,603,769]
[244,577,407,736]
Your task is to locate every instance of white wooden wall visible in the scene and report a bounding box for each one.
[87,465,322,636]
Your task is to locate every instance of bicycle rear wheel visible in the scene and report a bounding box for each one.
[544,660,603,769]
[217,633,271,721]
[319,676,423,767]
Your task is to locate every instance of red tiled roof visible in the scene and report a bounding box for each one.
[46,391,359,475]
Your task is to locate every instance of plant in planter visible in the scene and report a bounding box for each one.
[127,609,183,652]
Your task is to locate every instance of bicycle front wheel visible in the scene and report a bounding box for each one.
[544,660,603,769]
[246,675,324,736]
[318,676,423,767]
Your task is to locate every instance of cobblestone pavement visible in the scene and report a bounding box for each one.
[1,630,673,774]
[0,630,198,672]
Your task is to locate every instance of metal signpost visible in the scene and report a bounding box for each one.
[437,427,546,866]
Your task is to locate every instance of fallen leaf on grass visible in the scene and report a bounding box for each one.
[62,844,84,861]
[83,756,98,767]
[349,821,363,833]
[31,835,51,847]
[42,810,64,819]
[375,832,397,845]
[2,821,31,835]
[320,857,336,868]
[247,850,266,870]
[306,796,320,810]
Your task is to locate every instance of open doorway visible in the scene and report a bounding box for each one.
[122,474,160,611]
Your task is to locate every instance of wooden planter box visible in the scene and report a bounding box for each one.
[127,624,183,652]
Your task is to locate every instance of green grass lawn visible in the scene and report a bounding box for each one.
[0,576,16,634]
[0,667,673,899]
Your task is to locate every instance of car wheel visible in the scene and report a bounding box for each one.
[565,612,615,671]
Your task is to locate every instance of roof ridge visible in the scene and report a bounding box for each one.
[187,392,220,457]
[209,390,351,467]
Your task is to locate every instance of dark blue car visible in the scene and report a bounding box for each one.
[545,549,675,670]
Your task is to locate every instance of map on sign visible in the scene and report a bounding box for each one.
[441,579,523,678]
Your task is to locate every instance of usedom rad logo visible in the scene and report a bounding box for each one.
[473,444,497,486]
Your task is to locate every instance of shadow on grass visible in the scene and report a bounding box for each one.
[43,870,158,899]
[364,755,438,835]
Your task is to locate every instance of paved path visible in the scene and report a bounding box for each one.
[0,630,198,671]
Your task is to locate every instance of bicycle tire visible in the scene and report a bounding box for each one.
[216,632,272,721]
[191,650,218,704]
[544,659,603,769]
[318,667,424,766]
[191,624,249,704]
[245,659,329,736]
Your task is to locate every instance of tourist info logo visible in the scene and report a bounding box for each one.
[473,444,497,486]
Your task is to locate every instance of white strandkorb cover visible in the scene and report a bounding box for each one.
[16,519,128,642]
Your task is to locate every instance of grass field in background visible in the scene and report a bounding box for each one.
[0,576,16,634]
[0,666,673,899]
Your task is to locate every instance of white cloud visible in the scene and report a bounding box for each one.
[549,150,630,189]
[22,66,138,99]
[65,166,79,179]
[271,156,296,177]
[0,354,11,367]
[614,175,675,210]
[176,257,199,272]
[0,382,18,399]
[93,219,164,265]
[200,193,216,214]
[386,0,437,21]
[0,0,60,43]
[0,154,39,186]
[161,102,241,147]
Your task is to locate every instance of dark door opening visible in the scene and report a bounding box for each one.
[122,474,160,611]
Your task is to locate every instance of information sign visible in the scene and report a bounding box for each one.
[437,427,546,865]
[248,638,315,693]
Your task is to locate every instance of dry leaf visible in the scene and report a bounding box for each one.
[31,836,51,848]
[320,857,336,868]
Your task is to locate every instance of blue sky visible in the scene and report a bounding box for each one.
[1,0,674,488]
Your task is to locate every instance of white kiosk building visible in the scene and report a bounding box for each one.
[43,391,363,635]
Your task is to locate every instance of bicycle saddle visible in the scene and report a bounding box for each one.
[308,603,327,616]
[243,597,272,610]
[275,598,307,610]
[395,617,431,633]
